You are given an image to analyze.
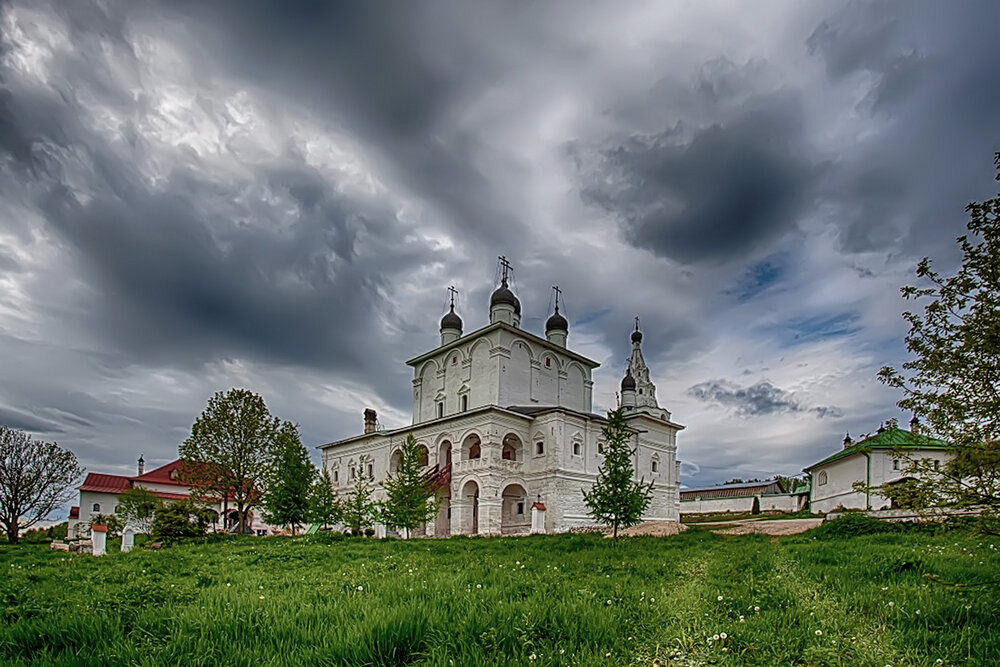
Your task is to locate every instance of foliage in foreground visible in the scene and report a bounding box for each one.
[1,528,998,665]
[878,151,1000,520]
[380,434,438,538]
[583,408,653,540]
[262,422,316,535]
[179,388,283,534]
[0,426,85,544]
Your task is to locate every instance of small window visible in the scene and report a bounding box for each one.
[598,441,604,454]
[92,503,100,512]
[817,471,828,486]
[350,468,356,481]
[452,356,458,365]
[573,441,582,456]
[545,357,551,368]
[517,502,524,515]
[437,402,444,418]
[461,395,468,412]
[367,463,373,477]
[114,505,121,514]
[535,441,544,455]
[933,459,940,470]
[651,460,659,473]
[333,470,339,484]
[638,389,643,395]
[169,469,179,480]
[469,442,481,459]
[892,459,899,471]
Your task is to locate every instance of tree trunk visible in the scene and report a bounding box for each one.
[612,522,618,542]
[291,524,296,537]
[237,503,247,534]
[4,520,19,544]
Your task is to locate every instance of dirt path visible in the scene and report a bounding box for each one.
[708,517,823,535]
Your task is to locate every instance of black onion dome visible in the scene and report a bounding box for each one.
[490,279,519,312]
[440,306,463,331]
[545,307,568,332]
[621,371,636,391]
[631,329,643,343]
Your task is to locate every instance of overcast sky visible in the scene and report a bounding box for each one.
[2,0,998,490]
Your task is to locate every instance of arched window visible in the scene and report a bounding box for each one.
[817,471,828,486]
[651,455,660,473]
[92,503,100,512]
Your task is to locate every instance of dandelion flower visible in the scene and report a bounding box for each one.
[712,634,720,641]
[815,630,822,636]
[717,595,724,601]
[754,606,760,613]
[720,633,727,639]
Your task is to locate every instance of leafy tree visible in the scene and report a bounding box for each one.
[380,434,439,538]
[179,388,281,534]
[878,152,1000,523]
[151,499,214,539]
[262,422,316,535]
[116,486,162,534]
[341,454,378,536]
[308,468,341,529]
[582,408,654,540]
[0,426,85,544]
[92,513,121,537]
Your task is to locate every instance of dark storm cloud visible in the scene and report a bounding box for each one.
[687,379,841,419]
[167,0,528,249]
[582,89,818,264]
[807,0,1000,255]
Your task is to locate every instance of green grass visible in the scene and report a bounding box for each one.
[1,528,998,665]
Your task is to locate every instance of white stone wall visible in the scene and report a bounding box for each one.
[680,496,755,514]
[809,449,953,513]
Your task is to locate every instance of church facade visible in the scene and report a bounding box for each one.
[318,268,684,535]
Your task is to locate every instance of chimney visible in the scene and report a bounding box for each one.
[363,409,377,434]
[137,454,145,476]
[909,414,919,435]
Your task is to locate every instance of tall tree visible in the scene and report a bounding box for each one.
[380,434,438,539]
[341,454,377,535]
[179,388,281,534]
[0,426,84,544]
[878,151,1000,521]
[262,422,316,536]
[308,468,341,530]
[583,408,653,540]
[116,486,162,534]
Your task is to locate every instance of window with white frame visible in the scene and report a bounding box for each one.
[535,441,544,456]
[573,441,582,456]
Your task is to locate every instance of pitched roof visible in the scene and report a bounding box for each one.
[405,321,600,368]
[132,459,187,485]
[680,479,785,499]
[78,473,132,494]
[804,426,950,471]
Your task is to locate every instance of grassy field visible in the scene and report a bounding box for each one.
[2,526,998,666]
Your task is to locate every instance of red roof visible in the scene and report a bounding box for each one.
[132,459,188,485]
[91,524,107,533]
[78,473,132,494]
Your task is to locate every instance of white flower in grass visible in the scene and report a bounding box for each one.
[754,606,760,613]
[712,635,720,641]
[888,601,894,607]
[719,633,727,640]
[739,615,745,623]
[815,630,822,636]
[606,599,612,605]
[356,585,363,591]
[259,595,264,600]
[476,584,482,589]
[717,595,724,601]
[528,654,536,661]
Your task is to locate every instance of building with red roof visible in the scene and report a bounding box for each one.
[71,457,265,537]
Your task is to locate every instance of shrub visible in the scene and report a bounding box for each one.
[811,513,899,538]
[151,500,213,540]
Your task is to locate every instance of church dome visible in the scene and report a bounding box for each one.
[621,371,636,392]
[631,329,643,343]
[490,279,521,315]
[545,307,568,332]
[440,305,462,331]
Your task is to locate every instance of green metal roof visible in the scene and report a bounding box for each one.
[804,426,950,471]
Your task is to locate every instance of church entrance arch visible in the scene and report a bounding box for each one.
[461,480,479,534]
[501,433,523,461]
[500,483,529,534]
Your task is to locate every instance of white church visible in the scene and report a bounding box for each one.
[319,261,684,535]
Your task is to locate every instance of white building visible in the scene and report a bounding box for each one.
[679,479,809,515]
[805,419,952,513]
[319,267,684,535]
